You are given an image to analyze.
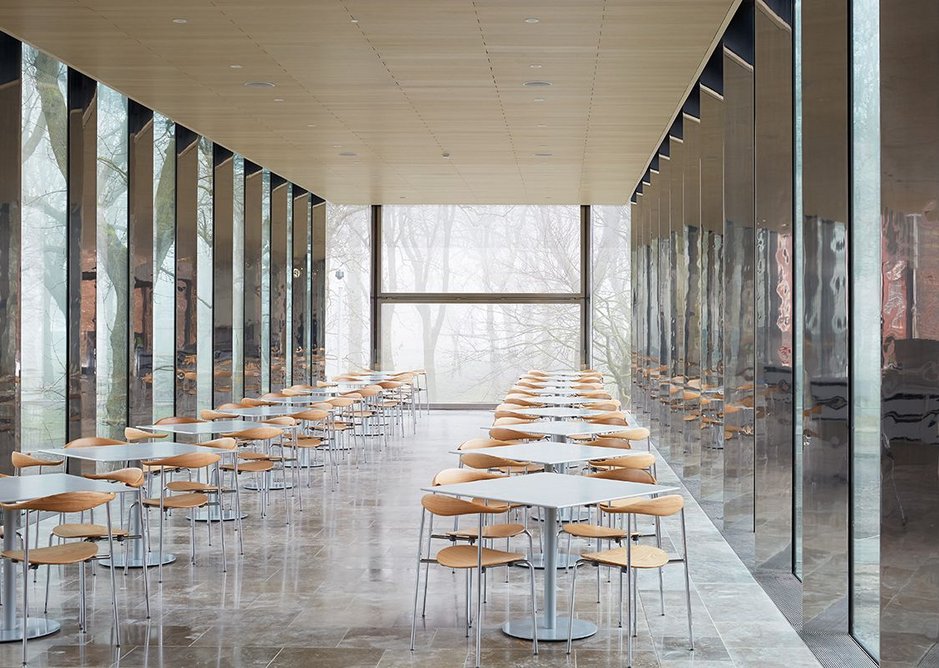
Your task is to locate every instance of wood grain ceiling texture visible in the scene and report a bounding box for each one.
[0,0,736,204]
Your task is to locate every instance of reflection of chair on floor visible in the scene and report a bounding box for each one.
[882,433,907,525]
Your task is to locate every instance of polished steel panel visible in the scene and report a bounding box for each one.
[66,70,97,441]
[682,113,702,498]
[292,189,310,385]
[213,146,234,406]
[196,138,213,413]
[269,175,288,390]
[722,45,756,551]
[878,0,938,662]
[174,126,198,417]
[800,0,850,632]
[754,3,794,571]
[260,169,271,393]
[311,200,326,380]
[231,156,245,400]
[128,101,153,428]
[699,83,725,525]
[243,161,262,397]
[0,35,20,469]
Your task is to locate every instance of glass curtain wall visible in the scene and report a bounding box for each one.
[0,34,325,461]
[325,203,371,376]
[375,204,583,404]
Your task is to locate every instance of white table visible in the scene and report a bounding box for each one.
[513,407,606,421]
[527,388,580,396]
[532,396,608,407]
[426,473,675,642]
[0,474,134,641]
[218,405,300,418]
[510,420,626,441]
[39,443,226,564]
[452,442,645,471]
[139,420,258,436]
[269,393,339,404]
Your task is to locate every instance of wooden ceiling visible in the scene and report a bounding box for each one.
[0,0,737,204]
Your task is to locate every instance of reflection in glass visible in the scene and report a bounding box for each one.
[243,163,262,397]
[381,303,581,403]
[269,176,287,390]
[196,138,213,411]
[326,203,371,375]
[381,205,581,293]
[591,205,631,404]
[213,146,234,406]
[261,169,271,392]
[96,85,128,440]
[152,114,175,420]
[21,45,67,451]
[311,202,326,380]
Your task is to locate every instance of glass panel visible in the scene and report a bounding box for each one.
[793,0,804,580]
[231,155,245,400]
[381,303,581,403]
[292,191,310,384]
[152,114,175,420]
[261,169,271,392]
[311,202,326,380]
[196,138,213,412]
[21,46,67,452]
[175,129,198,417]
[269,176,288,390]
[591,205,631,404]
[243,162,262,397]
[850,0,880,655]
[381,205,581,293]
[285,185,293,385]
[326,203,370,375]
[95,84,128,440]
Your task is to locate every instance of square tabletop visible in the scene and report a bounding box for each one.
[426,472,675,510]
[139,420,257,435]
[534,396,608,406]
[0,473,134,503]
[269,395,335,404]
[513,407,607,419]
[450,442,644,467]
[529,388,579,396]
[503,420,627,438]
[38,442,207,462]
[218,405,300,418]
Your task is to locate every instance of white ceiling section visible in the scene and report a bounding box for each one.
[0,0,737,204]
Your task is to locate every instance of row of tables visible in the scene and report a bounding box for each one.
[425,371,673,642]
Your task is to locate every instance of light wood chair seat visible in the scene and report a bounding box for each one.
[598,496,658,513]
[11,452,62,468]
[237,452,273,461]
[143,492,208,510]
[447,523,526,540]
[295,437,323,448]
[51,523,129,540]
[166,480,219,493]
[580,544,669,570]
[221,460,273,473]
[435,545,526,569]
[561,523,629,540]
[2,541,98,566]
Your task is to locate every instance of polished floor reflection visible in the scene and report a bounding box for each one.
[9,411,818,667]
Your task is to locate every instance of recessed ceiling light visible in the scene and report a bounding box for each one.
[535,152,552,157]
[307,123,317,128]
[273,98,284,102]
[524,80,552,87]
[442,152,451,159]
[350,18,359,23]
[243,81,276,88]
[339,151,357,157]
[537,124,548,128]
[229,64,242,69]
[530,64,543,69]
[533,97,545,103]
[332,144,343,148]
[524,17,540,23]
[172,18,188,24]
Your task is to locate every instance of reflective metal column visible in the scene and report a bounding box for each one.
[243,161,262,397]
[269,175,288,391]
[292,189,310,385]
[213,146,234,406]
[311,199,326,381]
[174,126,199,417]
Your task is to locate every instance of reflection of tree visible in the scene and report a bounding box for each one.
[591,206,632,404]
[326,204,370,374]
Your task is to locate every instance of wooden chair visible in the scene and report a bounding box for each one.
[11,452,65,552]
[410,494,538,666]
[461,451,542,475]
[154,416,204,425]
[457,437,522,451]
[566,494,692,666]
[64,437,126,449]
[240,397,274,407]
[290,408,336,488]
[201,409,237,421]
[2,491,121,664]
[143,452,226,582]
[195,438,245,554]
[219,426,284,520]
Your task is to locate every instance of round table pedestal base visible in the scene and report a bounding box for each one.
[100,552,176,569]
[523,553,578,570]
[0,617,61,642]
[502,616,596,641]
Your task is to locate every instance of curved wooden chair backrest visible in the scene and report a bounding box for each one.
[216,403,244,410]
[421,493,497,517]
[489,426,540,442]
[124,427,168,442]
[263,417,297,427]
[226,426,283,441]
[461,452,524,470]
[3,491,115,513]
[457,437,520,451]
[579,391,612,399]
[199,437,237,451]
[11,452,61,468]
[431,468,505,486]
[148,452,221,471]
[64,437,126,449]
[260,392,288,400]
[201,409,236,421]
[85,467,146,488]
[604,426,650,441]
[602,494,683,517]
[291,409,330,422]
[596,452,657,470]
[328,397,356,408]
[493,416,534,426]
[587,416,629,426]
[240,398,274,407]
[155,416,204,425]
[589,468,656,484]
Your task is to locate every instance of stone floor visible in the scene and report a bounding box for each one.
[1,410,820,667]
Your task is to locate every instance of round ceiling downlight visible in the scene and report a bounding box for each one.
[523,80,552,87]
